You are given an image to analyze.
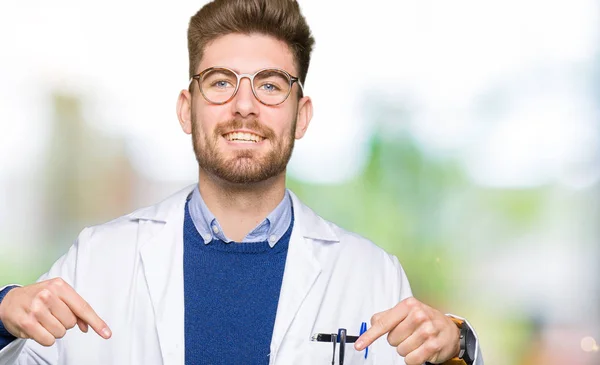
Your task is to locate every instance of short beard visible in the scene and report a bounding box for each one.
[191,116,296,185]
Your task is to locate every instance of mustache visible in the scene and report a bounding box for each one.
[214,118,276,140]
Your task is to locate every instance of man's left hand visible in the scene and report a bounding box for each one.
[354,297,460,365]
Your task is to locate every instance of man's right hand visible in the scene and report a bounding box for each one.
[0,278,111,347]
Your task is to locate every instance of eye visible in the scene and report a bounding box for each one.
[202,69,237,90]
[258,83,280,92]
[212,80,233,88]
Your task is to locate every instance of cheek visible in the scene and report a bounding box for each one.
[265,108,296,137]
[193,106,223,135]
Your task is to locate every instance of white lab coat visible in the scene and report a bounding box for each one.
[0,185,482,365]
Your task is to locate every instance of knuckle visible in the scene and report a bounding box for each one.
[386,332,397,346]
[64,316,78,329]
[396,344,406,357]
[395,342,410,357]
[55,327,67,339]
[422,324,437,338]
[405,354,424,365]
[79,301,91,315]
[370,313,386,329]
[37,289,52,303]
[403,354,416,365]
[370,313,380,326]
[413,310,428,324]
[39,335,56,347]
[404,297,419,307]
[49,278,66,290]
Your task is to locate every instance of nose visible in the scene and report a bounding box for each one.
[231,76,260,118]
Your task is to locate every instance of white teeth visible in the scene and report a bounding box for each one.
[224,132,264,143]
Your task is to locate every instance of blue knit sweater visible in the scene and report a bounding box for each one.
[183,200,292,365]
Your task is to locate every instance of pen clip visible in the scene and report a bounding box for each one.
[338,328,347,365]
[330,333,337,365]
[360,322,369,359]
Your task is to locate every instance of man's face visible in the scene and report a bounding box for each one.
[179,33,311,185]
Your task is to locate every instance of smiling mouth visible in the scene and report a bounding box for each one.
[223,131,265,143]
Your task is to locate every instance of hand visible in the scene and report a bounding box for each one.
[0,278,112,347]
[355,297,460,365]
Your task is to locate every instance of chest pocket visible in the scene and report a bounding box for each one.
[275,332,383,365]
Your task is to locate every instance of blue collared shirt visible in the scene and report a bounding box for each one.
[188,185,292,247]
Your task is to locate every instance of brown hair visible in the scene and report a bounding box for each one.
[187,0,315,84]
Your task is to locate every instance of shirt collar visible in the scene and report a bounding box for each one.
[188,185,292,248]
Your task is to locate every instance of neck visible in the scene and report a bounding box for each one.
[198,168,287,242]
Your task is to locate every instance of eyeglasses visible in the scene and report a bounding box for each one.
[190,67,304,106]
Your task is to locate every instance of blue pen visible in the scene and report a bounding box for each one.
[360,322,369,359]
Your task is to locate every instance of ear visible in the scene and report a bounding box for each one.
[294,96,313,140]
[177,89,193,135]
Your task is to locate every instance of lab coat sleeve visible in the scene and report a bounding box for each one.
[442,315,484,365]
[387,255,413,365]
[0,227,91,365]
[391,255,413,302]
[469,320,485,365]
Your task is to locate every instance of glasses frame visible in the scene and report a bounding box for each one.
[189,66,304,106]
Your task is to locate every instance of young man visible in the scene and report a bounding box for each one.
[0,1,483,364]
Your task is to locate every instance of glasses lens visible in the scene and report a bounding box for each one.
[254,69,291,105]
[200,68,237,104]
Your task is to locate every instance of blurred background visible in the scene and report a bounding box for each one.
[0,0,599,363]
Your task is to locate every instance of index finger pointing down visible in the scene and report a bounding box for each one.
[355,304,409,350]
[55,285,111,339]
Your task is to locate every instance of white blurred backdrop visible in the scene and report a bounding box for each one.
[1,1,599,364]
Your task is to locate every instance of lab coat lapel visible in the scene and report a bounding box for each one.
[135,185,194,365]
[270,191,339,358]
[132,186,339,364]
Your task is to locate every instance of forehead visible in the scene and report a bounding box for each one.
[198,33,297,75]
